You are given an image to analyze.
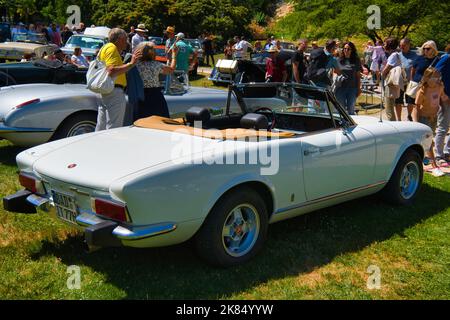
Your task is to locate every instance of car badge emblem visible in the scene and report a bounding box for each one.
[67,163,77,169]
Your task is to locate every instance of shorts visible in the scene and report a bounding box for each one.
[395,90,416,105]
[418,116,437,133]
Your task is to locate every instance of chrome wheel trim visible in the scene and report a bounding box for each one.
[67,121,96,137]
[400,161,420,200]
[222,203,260,258]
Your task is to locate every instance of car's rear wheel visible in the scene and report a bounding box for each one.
[51,112,97,141]
[381,149,423,205]
[194,187,268,267]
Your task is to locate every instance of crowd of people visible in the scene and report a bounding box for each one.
[86,28,450,177]
[3,22,449,176]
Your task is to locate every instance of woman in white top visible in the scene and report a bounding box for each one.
[71,47,89,68]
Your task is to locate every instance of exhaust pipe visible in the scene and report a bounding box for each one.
[83,241,102,253]
[84,220,122,249]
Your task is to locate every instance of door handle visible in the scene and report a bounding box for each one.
[304,147,321,156]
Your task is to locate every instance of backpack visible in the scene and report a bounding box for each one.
[305,48,331,85]
[86,45,115,95]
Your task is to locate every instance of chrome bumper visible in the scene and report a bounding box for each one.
[3,190,177,247]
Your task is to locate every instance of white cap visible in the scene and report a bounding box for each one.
[175,32,185,39]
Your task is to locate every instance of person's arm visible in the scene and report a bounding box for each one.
[107,48,142,78]
[282,69,288,82]
[333,58,342,75]
[161,64,173,75]
[191,51,198,68]
[410,65,417,82]
[170,46,178,69]
[293,61,300,83]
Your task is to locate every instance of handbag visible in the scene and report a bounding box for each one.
[405,80,420,98]
[86,46,115,95]
[407,57,440,98]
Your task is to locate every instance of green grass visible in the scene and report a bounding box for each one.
[0,138,449,300]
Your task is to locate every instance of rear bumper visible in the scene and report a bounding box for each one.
[3,190,177,248]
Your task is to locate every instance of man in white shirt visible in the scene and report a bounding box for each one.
[233,36,253,60]
[132,23,148,52]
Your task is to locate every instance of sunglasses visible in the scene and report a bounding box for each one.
[423,47,432,51]
[344,47,352,51]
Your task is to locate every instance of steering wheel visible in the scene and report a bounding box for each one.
[253,107,276,130]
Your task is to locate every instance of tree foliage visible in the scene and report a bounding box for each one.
[272,0,449,49]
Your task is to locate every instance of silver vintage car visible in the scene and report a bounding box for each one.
[0,81,232,146]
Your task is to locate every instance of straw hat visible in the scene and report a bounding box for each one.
[166,26,175,33]
[135,23,148,33]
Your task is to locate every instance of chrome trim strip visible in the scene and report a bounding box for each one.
[0,123,53,133]
[275,181,387,214]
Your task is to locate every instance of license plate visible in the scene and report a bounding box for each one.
[52,190,78,224]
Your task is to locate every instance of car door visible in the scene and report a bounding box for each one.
[300,94,376,201]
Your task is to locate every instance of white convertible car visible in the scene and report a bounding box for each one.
[4,83,432,267]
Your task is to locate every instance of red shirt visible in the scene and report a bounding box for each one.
[265,57,286,82]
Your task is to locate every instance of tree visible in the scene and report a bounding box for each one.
[272,0,449,49]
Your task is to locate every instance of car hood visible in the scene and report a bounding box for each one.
[29,126,223,191]
[0,84,95,119]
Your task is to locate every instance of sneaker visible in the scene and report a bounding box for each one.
[436,158,449,166]
[431,167,445,177]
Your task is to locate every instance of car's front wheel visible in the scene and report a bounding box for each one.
[382,149,423,205]
[194,187,268,267]
[51,112,97,141]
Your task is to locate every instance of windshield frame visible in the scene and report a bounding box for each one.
[229,82,356,127]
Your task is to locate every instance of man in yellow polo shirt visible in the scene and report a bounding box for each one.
[95,28,142,131]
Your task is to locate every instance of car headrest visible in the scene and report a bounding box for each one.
[240,113,269,130]
[185,107,211,125]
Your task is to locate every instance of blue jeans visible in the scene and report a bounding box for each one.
[434,103,450,159]
[335,87,358,115]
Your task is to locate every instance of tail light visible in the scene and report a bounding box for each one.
[19,173,37,192]
[18,172,44,194]
[16,99,40,109]
[92,198,129,223]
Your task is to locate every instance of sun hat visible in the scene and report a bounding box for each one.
[135,23,148,33]
[166,26,175,33]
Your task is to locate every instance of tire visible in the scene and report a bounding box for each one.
[194,186,269,267]
[0,71,16,87]
[381,149,423,205]
[51,112,97,141]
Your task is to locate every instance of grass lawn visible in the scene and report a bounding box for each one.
[0,138,449,300]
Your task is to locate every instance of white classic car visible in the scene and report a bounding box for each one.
[4,83,432,267]
[0,33,57,62]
